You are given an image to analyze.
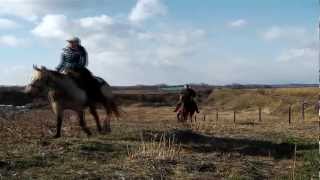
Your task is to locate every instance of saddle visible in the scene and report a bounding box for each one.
[183,99,196,109]
[63,68,104,102]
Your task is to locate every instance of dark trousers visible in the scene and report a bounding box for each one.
[65,67,102,102]
[174,97,199,113]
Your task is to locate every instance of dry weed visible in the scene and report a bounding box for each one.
[128,133,181,161]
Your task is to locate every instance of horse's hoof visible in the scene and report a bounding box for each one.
[100,131,111,135]
[104,128,111,134]
[53,135,61,139]
[85,131,92,137]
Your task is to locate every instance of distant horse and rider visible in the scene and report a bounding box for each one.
[25,37,120,138]
[174,84,200,123]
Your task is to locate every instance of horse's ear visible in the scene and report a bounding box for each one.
[40,66,46,70]
[33,65,40,71]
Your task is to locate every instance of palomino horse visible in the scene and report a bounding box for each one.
[25,66,120,138]
[177,100,198,123]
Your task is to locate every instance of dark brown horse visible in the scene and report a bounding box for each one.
[25,66,120,138]
[177,100,198,123]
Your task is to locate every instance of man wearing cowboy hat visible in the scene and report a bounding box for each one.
[56,36,101,101]
[56,36,88,72]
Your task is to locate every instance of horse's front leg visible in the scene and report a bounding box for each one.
[54,112,63,138]
[103,103,111,133]
[189,112,195,123]
[89,106,102,133]
[103,116,111,133]
[183,110,188,123]
[50,100,63,138]
[77,110,92,136]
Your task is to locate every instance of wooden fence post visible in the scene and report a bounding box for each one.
[288,106,292,124]
[317,98,320,128]
[216,110,219,122]
[318,111,320,129]
[301,102,305,121]
[259,107,262,122]
[233,110,236,125]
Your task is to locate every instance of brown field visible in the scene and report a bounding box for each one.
[0,88,319,179]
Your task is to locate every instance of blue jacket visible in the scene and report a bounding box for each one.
[56,45,88,72]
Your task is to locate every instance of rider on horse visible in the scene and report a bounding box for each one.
[56,37,88,72]
[174,84,200,113]
[56,36,101,102]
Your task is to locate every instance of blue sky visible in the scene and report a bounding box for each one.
[0,0,318,85]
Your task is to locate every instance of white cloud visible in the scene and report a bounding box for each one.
[85,28,206,85]
[79,15,114,29]
[0,0,112,21]
[263,26,282,40]
[205,53,318,85]
[0,35,24,47]
[129,0,167,23]
[228,19,248,28]
[32,14,70,39]
[0,18,19,29]
[31,12,207,85]
[277,47,317,62]
[262,26,307,41]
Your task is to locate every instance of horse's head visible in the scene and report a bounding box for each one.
[24,65,50,95]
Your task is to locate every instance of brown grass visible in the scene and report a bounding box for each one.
[0,88,319,179]
[127,132,181,161]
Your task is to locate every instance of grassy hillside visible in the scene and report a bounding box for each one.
[206,88,320,115]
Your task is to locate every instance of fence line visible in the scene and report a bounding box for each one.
[205,101,320,126]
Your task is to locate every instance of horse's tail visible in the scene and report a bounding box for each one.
[99,81,122,118]
[106,100,121,118]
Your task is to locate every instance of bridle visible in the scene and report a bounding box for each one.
[29,72,50,92]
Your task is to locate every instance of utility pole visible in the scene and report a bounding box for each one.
[318,2,320,89]
[318,2,320,179]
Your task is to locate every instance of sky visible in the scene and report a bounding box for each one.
[0,0,318,86]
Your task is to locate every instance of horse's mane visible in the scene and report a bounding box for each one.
[46,69,62,76]
[45,69,68,79]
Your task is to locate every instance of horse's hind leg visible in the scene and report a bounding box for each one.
[189,112,193,123]
[77,110,92,136]
[89,106,102,133]
[102,103,112,133]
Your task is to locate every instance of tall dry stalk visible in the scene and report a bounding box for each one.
[128,133,181,161]
[292,144,297,180]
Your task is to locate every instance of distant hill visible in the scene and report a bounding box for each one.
[223,83,319,89]
[0,86,33,106]
[0,84,318,106]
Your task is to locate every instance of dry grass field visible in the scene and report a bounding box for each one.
[0,88,319,179]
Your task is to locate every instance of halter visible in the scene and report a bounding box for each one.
[29,71,50,92]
